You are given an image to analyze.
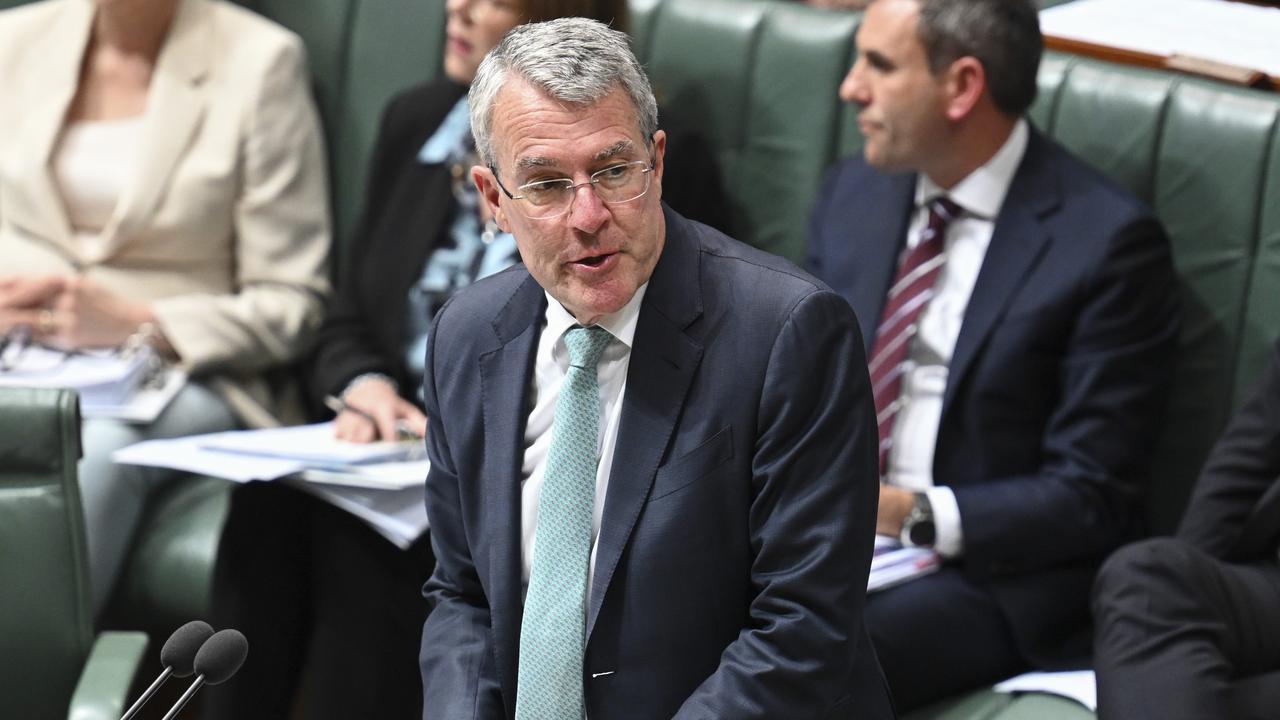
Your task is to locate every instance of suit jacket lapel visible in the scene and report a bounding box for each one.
[8,0,93,250]
[105,0,209,252]
[846,172,915,355]
[943,131,1057,415]
[477,272,545,706]
[587,206,704,640]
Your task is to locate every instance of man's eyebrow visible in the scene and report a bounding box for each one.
[514,156,557,170]
[864,49,895,71]
[593,141,634,163]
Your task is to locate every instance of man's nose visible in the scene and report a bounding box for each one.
[839,60,868,106]
[567,184,609,234]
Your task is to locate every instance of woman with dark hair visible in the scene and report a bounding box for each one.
[207,1,727,718]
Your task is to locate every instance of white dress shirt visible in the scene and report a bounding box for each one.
[888,119,1029,558]
[520,284,649,595]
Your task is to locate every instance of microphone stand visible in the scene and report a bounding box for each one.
[160,674,206,720]
[120,667,172,720]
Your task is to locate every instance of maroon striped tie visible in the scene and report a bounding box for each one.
[868,197,963,476]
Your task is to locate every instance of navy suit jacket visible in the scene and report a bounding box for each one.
[420,207,894,719]
[808,128,1181,662]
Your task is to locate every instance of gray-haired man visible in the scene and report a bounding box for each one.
[419,17,892,720]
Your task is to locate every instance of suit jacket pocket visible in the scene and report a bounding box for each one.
[648,426,733,502]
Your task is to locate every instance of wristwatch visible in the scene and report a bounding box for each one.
[900,492,937,548]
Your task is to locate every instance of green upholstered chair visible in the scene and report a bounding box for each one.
[0,387,148,720]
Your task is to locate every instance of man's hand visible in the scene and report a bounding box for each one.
[334,377,428,443]
[44,276,155,349]
[876,483,914,538]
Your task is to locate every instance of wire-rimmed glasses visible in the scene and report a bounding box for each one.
[491,158,655,220]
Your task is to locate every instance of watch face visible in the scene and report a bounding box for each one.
[908,520,937,548]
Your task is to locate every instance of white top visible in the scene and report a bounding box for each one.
[520,284,649,596]
[887,119,1029,558]
[52,117,144,260]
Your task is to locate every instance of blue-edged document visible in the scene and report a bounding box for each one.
[113,422,431,547]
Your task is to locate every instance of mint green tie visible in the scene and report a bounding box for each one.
[516,325,612,720]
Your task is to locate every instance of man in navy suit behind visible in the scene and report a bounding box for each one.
[419,17,892,720]
[808,0,1181,710]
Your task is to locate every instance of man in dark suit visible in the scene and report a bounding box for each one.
[419,17,892,720]
[1093,338,1280,720]
[807,0,1180,709]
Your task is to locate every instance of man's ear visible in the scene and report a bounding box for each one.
[472,164,509,232]
[650,129,668,195]
[942,56,986,123]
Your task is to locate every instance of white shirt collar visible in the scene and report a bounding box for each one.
[542,281,650,352]
[915,118,1029,220]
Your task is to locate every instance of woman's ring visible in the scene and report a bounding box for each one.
[37,309,56,334]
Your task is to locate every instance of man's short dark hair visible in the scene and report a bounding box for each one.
[915,0,1042,117]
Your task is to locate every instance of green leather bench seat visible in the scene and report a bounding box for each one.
[0,387,147,720]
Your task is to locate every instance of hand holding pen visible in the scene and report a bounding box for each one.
[325,377,426,443]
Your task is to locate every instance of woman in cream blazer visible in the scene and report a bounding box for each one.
[0,0,331,615]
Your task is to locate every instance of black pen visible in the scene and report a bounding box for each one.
[323,394,423,441]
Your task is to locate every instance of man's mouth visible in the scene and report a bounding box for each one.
[572,252,615,268]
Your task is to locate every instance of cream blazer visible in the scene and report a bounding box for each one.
[0,0,332,427]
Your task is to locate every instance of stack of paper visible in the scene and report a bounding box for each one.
[868,535,941,593]
[113,422,431,547]
[0,345,184,422]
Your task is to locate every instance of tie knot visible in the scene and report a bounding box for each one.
[563,325,612,369]
[928,196,963,223]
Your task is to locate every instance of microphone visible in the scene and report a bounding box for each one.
[120,620,214,720]
[160,628,249,720]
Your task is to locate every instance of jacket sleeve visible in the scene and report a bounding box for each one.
[419,301,505,719]
[1177,339,1280,559]
[151,37,330,372]
[673,289,882,719]
[953,216,1181,574]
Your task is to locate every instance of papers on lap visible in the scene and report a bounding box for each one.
[0,343,184,422]
[868,534,941,593]
[113,422,431,547]
[198,422,423,466]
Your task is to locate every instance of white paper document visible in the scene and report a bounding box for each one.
[290,481,428,549]
[868,534,941,593]
[0,344,183,422]
[113,422,432,547]
[199,422,423,466]
[1041,0,1280,77]
[993,670,1097,711]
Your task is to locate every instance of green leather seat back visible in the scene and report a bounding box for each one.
[639,0,858,264]
[251,0,446,267]
[1236,119,1280,405]
[0,387,93,719]
[1146,80,1279,531]
[327,0,445,268]
[1032,58,1280,534]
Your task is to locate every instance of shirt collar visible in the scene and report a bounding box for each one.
[915,118,1029,220]
[543,282,650,353]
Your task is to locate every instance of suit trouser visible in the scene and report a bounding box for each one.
[1093,537,1280,720]
[865,566,1028,711]
[203,481,434,720]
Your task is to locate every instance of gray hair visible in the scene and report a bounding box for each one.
[468,17,659,168]
[914,0,1042,117]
